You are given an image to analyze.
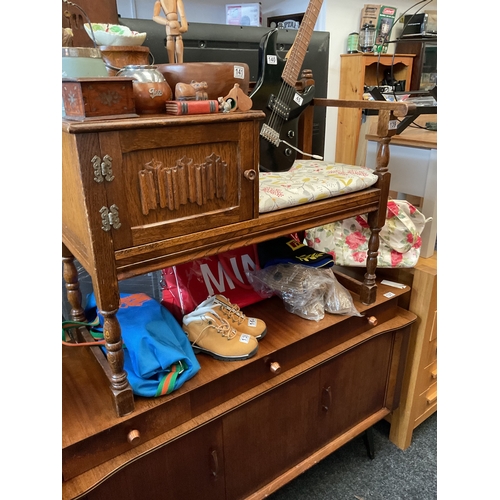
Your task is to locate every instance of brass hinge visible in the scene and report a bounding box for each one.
[100,204,121,231]
[92,154,114,182]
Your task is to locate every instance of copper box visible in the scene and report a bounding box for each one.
[62,77,138,121]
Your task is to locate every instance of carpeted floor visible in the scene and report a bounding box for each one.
[268,412,437,500]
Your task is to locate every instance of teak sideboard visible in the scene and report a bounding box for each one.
[62,110,416,499]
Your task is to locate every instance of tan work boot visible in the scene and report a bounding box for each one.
[196,295,267,340]
[182,309,259,361]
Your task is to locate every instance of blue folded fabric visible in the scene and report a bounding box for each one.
[85,292,200,398]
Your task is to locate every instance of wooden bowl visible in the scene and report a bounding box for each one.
[132,81,172,114]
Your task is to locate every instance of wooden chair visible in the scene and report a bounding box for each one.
[296,94,415,303]
[152,63,415,305]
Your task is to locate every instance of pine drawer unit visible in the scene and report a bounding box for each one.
[387,254,438,450]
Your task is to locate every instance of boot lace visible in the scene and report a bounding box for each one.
[215,297,245,326]
[190,312,237,348]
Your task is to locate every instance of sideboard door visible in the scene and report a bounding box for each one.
[317,332,393,443]
[222,368,323,499]
[84,419,225,500]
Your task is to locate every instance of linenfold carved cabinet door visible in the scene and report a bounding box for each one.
[94,119,259,250]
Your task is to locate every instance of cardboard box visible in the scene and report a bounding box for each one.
[360,4,381,30]
[360,4,397,54]
[226,3,262,27]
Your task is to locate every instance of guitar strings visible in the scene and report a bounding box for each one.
[265,2,321,144]
[268,82,294,136]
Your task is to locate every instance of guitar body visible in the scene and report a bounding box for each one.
[250,28,315,172]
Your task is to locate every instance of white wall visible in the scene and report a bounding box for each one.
[117,0,438,159]
[116,1,318,27]
[322,0,437,160]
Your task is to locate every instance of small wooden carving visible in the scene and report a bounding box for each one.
[175,80,209,101]
[221,83,253,112]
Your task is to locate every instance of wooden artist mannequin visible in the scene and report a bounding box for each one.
[153,0,188,63]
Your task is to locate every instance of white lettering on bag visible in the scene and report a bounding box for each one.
[227,255,257,283]
[199,253,257,296]
[200,262,235,296]
[240,254,257,276]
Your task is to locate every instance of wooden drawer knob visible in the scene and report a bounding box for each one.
[127,429,141,444]
[244,169,257,180]
[269,361,281,374]
[366,316,378,326]
[426,390,437,405]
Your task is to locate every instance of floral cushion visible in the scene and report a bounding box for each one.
[305,200,428,268]
[258,160,379,214]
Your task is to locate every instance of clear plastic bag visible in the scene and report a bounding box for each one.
[247,263,362,321]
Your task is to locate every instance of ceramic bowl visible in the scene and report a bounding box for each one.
[84,23,147,47]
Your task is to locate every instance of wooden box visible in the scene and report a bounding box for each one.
[62,77,138,121]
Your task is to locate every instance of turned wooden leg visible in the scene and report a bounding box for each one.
[100,308,135,416]
[376,136,391,173]
[360,132,393,305]
[361,218,380,305]
[62,244,86,322]
[62,244,134,416]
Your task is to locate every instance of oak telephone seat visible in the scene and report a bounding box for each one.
[62,63,416,415]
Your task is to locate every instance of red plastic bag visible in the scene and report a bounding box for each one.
[161,245,265,323]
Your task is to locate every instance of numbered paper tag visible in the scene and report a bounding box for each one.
[247,318,257,327]
[239,334,251,344]
[389,120,398,130]
[293,93,304,106]
[234,65,245,80]
[267,55,278,65]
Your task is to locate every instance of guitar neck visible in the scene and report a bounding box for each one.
[282,0,324,87]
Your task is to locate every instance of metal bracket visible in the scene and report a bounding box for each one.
[92,155,114,183]
[100,204,121,231]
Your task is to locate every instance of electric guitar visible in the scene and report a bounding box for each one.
[250,0,324,172]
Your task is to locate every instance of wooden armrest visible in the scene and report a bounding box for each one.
[312,98,415,118]
[297,98,417,157]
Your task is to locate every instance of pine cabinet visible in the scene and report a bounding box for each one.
[335,53,414,165]
[385,254,438,450]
